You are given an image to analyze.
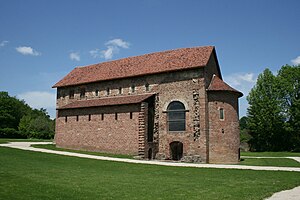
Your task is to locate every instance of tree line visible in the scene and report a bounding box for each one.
[243,64,300,152]
[0,91,55,139]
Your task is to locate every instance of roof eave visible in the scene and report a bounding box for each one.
[52,65,207,88]
[207,89,243,98]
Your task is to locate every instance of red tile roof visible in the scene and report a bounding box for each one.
[207,75,243,97]
[57,93,155,110]
[53,46,214,88]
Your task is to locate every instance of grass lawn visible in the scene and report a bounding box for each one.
[0,138,52,144]
[241,151,300,157]
[240,158,300,167]
[1,147,300,199]
[33,144,300,168]
[31,144,134,159]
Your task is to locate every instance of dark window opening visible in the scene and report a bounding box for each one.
[131,85,135,93]
[145,83,149,91]
[80,88,85,99]
[119,87,122,94]
[89,114,91,121]
[101,113,104,120]
[167,101,186,132]
[148,148,152,160]
[130,112,133,119]
[95,90,99,96]
[76,115,79,121]
[69,90,74,99]
[106,88,110,95]
[147,97,155,142]
[65,116,68,123]
[115,113,118,120]
[220,108,224,120]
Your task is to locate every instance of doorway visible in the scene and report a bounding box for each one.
[148,148,152,160]
[170,141,183,160]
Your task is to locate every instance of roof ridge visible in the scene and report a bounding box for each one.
[207,74,243,97]
[53,46,215,88]
[77,46,215,69]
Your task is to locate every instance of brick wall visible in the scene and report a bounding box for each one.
[207,91,240,164]
[55,104,141,155]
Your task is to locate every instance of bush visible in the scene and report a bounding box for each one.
[0,128,26,139]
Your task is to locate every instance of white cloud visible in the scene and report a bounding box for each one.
[89,49,101,58]
[90,38,130,60]
[0,40,9,47]
[105,38,130,49]
[291,56,300,65]
[69,52,80,61]
[17,91,56,110]
[16,46,41,56]
[223,72,257,117]
[101,46,117,60]
[225,73,256,87]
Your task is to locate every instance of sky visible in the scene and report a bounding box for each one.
[0,0,299,119]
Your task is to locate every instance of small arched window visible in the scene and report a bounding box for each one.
[167,101,186,131]
[80,88,85,99]
[219,108,224,120]
[145,83,150,91]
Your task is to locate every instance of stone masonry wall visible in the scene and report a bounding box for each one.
[207,92,240,164]
[55,104,141,155]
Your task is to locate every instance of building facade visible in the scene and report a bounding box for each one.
[53,46,242,163]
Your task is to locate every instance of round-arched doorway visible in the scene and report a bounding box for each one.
[170,141,183,160]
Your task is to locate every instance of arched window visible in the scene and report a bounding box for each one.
[167,101,186,131]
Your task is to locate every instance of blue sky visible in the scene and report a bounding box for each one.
[0,0,299,119]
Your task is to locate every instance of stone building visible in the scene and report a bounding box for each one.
[53,46,242,164]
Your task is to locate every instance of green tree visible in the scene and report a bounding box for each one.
[277,65,300,151]
[239,116,248,130]
[247,69,286,151]
[19,108,55,139]
[0,91,31,129]
[0,91,55,139]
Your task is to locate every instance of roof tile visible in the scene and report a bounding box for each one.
[53,46,214,88]
[207,75,243,97]
[58,93,155,110]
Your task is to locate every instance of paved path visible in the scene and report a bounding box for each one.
[1,142,300,200]
[1,142,300,172]
[265,186,300,200]
[242,156,300,163]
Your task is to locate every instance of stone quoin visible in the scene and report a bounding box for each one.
[53,46,243,164]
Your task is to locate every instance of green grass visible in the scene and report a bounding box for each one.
[31,144,134,159]
[241,151,300,157]
[1,147,300,199]
[240,158,300,167]
[33,144,300,167]
[0,138,52,144]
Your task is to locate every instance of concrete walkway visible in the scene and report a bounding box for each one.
[1,142,300,200]
[242,156,300,163]
[1,142,300,172]
[0,142,300,172]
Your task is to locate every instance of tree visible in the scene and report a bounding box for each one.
[0,91,31,129]
[239,116,248,130]
[19,108,55,139]
[247,69,286,151]
[277,65,300,151]
[0,91,55,139]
